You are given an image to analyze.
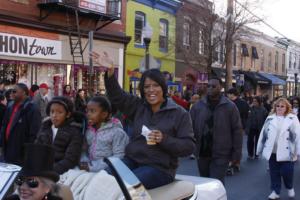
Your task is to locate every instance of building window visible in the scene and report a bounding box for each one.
[294,54,297,69]
[268,52,272,69]
[252,47,259,59]
[260,49,264,71]
[251,46,259,68]
[282,53,285,73]
[159,19,168,51]
[134,12,145,45]
[213,38,218,62]
[233,44,237,66]
[241,44,249,57]
[183,22,190,46]
[219,41,224,63]
[199,30,204,55]
[289,52,292,68]
[275,51,279,72]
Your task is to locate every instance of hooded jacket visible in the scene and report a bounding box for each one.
[82,117,129,172]
[35,114,84,174]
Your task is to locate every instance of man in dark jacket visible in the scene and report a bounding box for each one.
[226,87,249,173]
[190,77,243,184]
[227,88,249,129]
[0,83,42,165]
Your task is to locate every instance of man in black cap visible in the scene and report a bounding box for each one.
[0,83,42,165]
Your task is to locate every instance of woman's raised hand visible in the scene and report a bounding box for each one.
[90,51,115,77]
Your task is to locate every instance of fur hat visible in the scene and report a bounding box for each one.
[18,144,59,182]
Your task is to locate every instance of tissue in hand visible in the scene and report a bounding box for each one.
[141,125,156,145]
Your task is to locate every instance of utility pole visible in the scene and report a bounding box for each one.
[225,0,234,91]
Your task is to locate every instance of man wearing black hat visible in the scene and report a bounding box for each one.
[0,83,42,165]
[4,144,62,200]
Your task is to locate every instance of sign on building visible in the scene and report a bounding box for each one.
[79,0,106,13]
[0,32,62,60]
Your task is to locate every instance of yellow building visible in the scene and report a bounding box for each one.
[125,0,181,92]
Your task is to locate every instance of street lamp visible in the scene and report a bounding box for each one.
[295,73,298,96]
[142,23,153,71]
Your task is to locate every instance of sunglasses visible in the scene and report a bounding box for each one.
[15,177,39,188]
[276,105,285,108]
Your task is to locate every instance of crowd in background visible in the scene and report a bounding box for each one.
[1,72,300,200]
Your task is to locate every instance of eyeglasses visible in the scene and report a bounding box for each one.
[15,177,39,188]
[276,105,285,108]
[12,90,17,94]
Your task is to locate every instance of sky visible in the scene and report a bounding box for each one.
[214,0,300,42]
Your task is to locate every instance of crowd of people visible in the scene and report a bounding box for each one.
[0,58,300,200]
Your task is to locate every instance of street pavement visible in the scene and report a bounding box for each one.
[177,136,300,200]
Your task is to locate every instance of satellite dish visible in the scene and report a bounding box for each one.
[139,56,160,72]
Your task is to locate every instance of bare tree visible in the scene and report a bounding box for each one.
[175,0,262,90]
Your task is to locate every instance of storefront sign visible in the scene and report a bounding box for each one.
[79,0,106,13]
[0,32,62,60]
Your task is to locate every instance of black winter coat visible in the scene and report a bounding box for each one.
[233,97,249,129]
[105,73,195,178]
[246,106,268,133]
[0,98,42,165]
[35,116,84,174]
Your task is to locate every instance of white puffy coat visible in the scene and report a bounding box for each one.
[256,113,300,161]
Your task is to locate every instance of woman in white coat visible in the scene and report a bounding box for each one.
[257,97,300,200]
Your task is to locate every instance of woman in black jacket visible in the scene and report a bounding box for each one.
[92,51,195,189]
[74,89,87,113]
[35,96,84,174]
[246,96,268,159]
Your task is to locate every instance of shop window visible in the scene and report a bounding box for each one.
[241,44,249,57]
[0,60,67,97]
[134,12,145,45]
[159,19,168,52]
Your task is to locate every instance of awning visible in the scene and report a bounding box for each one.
[259,72,286,85]
[243,71,271,85]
